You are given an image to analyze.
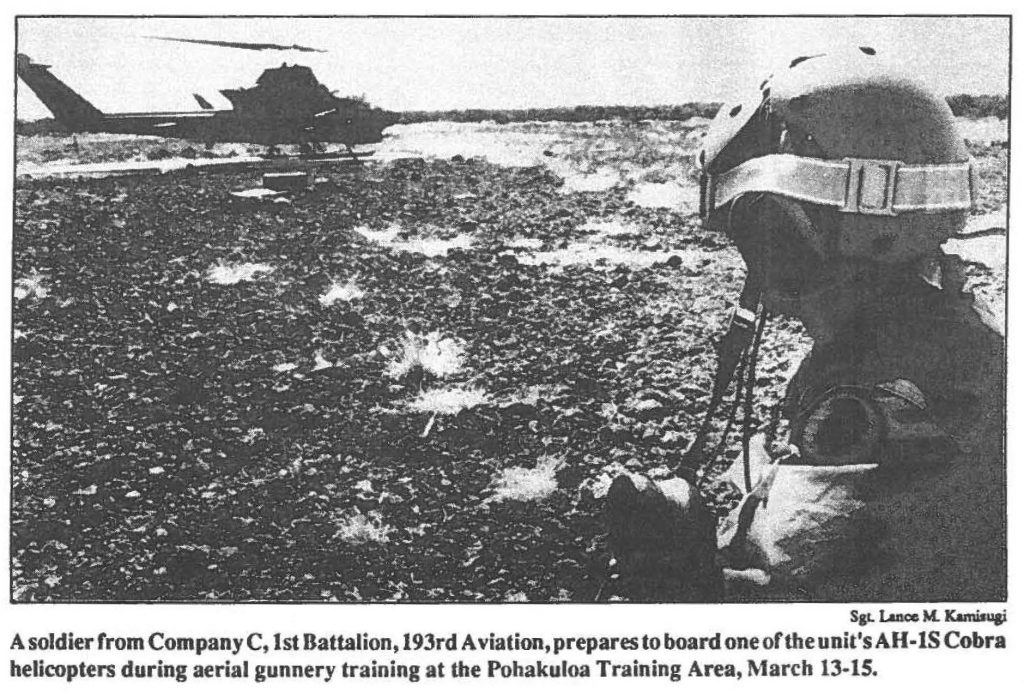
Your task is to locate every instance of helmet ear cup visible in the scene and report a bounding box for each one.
[728,194,826,313]
[729,194,824,258]
[757,194,825,258]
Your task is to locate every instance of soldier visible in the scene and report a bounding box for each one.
[606,47,1005,602]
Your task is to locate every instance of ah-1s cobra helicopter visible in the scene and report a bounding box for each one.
[17,49,396,157]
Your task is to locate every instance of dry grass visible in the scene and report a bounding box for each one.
[355,224,402,246]
[331,510,392,545]
[578,217,643,238]
[626,181,697,211]
[516,242,695,269]
[312,351,333,371]
[387,331,466,380]
[488,454,563,503]
[319,279,365,306]
[391,234,475,257]
[407,386,489,415]
[206,261,274,285]
[505,237,545,250]
[14,272,49,301]
[357,223,474,257]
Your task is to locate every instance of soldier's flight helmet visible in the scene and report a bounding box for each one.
[699,47,976,284]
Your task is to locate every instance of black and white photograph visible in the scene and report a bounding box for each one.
[10,14,1009,606]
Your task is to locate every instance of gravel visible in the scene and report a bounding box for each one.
[12,123,1005,601]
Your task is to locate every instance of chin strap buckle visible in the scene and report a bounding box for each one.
[729,305,757,333]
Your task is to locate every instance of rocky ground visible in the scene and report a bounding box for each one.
[12,119,1007,601]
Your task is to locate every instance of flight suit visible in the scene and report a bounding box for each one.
[722,270,1005,601]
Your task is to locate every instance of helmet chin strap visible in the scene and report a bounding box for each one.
[676,273,763,486]
[679,194,792,490]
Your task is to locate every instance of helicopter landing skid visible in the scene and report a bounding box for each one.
[297,147,375,162]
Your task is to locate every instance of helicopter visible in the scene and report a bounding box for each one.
[16,53,396,156]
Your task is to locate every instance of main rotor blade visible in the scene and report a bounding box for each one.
[145,36,327,53]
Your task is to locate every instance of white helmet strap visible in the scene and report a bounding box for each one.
[705,154,977,221]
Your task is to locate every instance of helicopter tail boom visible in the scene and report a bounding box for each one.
[17,54,104,129]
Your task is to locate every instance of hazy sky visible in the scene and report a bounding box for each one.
[16,16,1010,119]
